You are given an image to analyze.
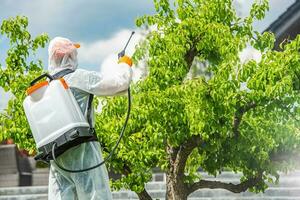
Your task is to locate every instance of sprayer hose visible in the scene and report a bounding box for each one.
[51,87,131,173]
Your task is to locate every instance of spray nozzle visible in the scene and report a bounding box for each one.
[118,31,135,59]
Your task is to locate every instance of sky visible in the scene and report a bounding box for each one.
[0,0,297,110]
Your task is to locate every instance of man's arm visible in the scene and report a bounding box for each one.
[66,60,132,96]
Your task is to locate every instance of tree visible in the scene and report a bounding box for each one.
[1,2,300,199]
[96,0,300,199]
[0,16,49,151]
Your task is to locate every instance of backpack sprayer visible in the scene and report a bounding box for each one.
[23,31,135,173]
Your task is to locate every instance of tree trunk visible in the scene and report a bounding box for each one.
[137,188,153,200]
[166,173,188,200]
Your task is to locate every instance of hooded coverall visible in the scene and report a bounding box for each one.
[47,37,132,200]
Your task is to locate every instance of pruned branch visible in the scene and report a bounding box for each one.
[187,172,263,194]
[233,102,257,139]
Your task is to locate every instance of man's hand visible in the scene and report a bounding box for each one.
[118,55,133,67]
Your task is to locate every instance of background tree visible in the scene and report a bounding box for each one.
[0,16,49,152]
[96,0,300,199]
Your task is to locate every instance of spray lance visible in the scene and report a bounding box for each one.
[118,31,135,59]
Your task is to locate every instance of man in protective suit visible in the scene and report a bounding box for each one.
[47,37,132,200]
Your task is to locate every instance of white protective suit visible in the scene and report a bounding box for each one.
[47,37,132,200]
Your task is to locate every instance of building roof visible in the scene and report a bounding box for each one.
[265,0,300,49]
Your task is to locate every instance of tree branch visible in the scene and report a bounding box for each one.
[187,172,263,194]
[165,135,202,198]
[137,189,153,200]
[174,135,202,176]
[184,45,198,70]
[233,102,257,139]
[121,163,153,200]
[232,96,299,140]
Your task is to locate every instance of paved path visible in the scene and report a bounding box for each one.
[1,171,300,200]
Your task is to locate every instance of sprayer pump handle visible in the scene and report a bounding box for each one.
[30,73,54,86]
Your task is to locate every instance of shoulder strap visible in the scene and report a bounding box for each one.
[52,68,94,128]
[87,94,94,128]
[52,68,75,79]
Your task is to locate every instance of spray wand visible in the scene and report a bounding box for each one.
[118,31,135,59]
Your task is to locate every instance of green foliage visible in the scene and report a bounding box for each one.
[97,0,300,195]
[0,16,49,152]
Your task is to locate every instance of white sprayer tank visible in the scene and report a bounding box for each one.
[23,78,89,148]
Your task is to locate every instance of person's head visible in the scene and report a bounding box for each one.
[48,37,80,73]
